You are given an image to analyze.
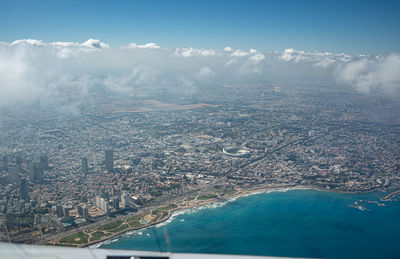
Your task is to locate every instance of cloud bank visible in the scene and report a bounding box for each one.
[0,38,399,112]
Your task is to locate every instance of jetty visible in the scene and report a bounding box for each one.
[381,190,400,201]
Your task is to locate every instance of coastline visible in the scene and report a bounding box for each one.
[83,184,310,248]
[49,184,386,248]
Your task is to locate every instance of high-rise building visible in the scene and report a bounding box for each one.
[29,162,44,183]
[82,157,89,175]
[95,196,101,208]
[56,205,64,218]
[19,178,30,201]
[121,194,130,208]
[112,196,120,210]
[95,196,111,214]
[105,150,114,172]
[82,206,89,220]
[78,205,89,220]
[29,163,35,182]
[8,165,19,183]
[100,198,105,211]
[63,207,70,218]
[15,155,22,172]
[77,205,83,216]
[2,154,9,171]
[40,153,49,170]
[15,155,22,165]
[104,201,110,215]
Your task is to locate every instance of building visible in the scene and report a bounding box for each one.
[121,194,130,208]
[56,205,64,218]
[82,206,89,220]
[104,201,110,215]
[63,207,70,218]
[40,153,49,170]
[29,162,44,183]
[105,150,114,172]
[2,154,8,171]
[29,163,35,182]
[100,198,105,211]
[82,157,89,175]
[19,178,29,201]
[15,155,22,172]
[78,205,89,220]
[8,165,19,183]
[95,196,101,208]
[112,196,120,210]
[95,196,110,214]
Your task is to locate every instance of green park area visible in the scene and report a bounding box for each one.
[220,188,237,196]
[89,231,112,242]
[54,205,175,247]
[197,193,218,200]
[98,220,123,231]
[59,231,89,245]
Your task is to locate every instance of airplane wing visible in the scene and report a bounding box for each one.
[0,242,299,259]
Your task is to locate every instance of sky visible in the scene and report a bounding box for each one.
[0,0,400,113]
[0,0,400,55]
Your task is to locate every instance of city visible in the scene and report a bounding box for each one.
[1,81,399,246]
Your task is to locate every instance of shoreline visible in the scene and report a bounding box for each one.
[50,184,386,248]
[82,184,349,248]
[82,184,301,248]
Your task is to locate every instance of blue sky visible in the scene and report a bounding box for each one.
[0,0,399,54]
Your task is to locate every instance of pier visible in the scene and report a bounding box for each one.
[381,190,400,201]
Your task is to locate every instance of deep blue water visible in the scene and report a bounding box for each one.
[98,189,400,258]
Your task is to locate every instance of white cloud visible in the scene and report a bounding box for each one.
[80,39,109,49]
[175,47,217,57]
[0,38,399,112]
[337,54,400,94]
[223,46,233,52]
[50,41,80,47]
[123,42,160,49]
[280,48,354,66]
[10,39,45,47]
[231,49,249,57]
[197,66,215,80]
[250,52,265,63]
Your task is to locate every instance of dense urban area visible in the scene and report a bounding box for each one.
[1,81,399,245]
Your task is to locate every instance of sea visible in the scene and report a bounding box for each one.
[94,189,400,258]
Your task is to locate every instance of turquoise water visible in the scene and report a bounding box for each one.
[98,189,400,258]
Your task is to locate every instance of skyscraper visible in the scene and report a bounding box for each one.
[112,196,120,210]
[78,205,89,219]
[63,207,70,218]
[40,153,49,170]
[29,162,44,183]
[121,194,130,208]
[19,178,30,201]
[2,154,9,171]
[56,205,64,218]
[15,155,22,172]
[82,206,89,220]
[29,163,35,182]
[100,198,105,211]
[104,201,110,215]
[82,157,89,175]
[105,149,114,172]
[8,165,19,183]
[95,196,101,208]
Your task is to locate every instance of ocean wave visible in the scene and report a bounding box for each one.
[88,228,150,248]
[89,236,122,248]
